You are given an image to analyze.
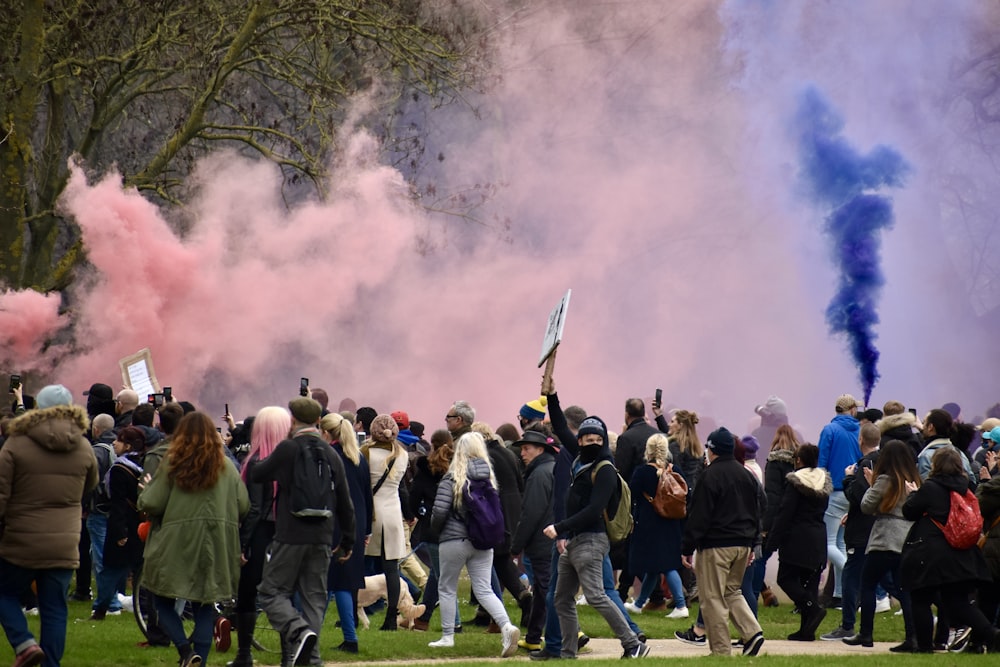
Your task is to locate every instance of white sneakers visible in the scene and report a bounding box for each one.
[429,636,455,648]
[875,596,892,613]
[501,623,521,658]
[624,601,643,615]
[666,606,690,619]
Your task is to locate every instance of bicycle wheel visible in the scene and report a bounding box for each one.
[132,567,195,641]
[251,610,281,653]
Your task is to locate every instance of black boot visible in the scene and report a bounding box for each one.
[227,612,257,667]
[518,591,533,628]
[380,610,398,631]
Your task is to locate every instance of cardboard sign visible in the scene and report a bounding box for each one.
[119,348,160,400]
[539,289,571,367]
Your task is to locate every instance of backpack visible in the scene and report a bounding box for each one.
[644,464,688,519]
[591,460,634,544]
[90,442,117,514]
[462,477,505,550]
[289,435,335,520]
[931,488,983,550]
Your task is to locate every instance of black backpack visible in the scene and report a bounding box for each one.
[289,435,335,520]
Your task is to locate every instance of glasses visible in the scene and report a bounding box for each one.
[445,414,459,420]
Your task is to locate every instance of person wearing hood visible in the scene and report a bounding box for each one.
[681,427,765,657]
[766,443,832,641]
[818,394,863,606]
[543,416,650,660]
[916,409,977,486]
[0,384,99,667]
[429,431,520,656]
[878,401,923,459]
[901,446,999,653]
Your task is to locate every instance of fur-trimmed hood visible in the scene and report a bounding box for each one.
[766,448,796,465]
[879,411,916,434]
[786,467,833,498]
[7,404,90,452]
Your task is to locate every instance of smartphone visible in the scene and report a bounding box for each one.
[8,374,20,393]
[654,388,663,408]
[148,393,164,407]
[357,432,367,444]
[216,427,223,435]
[908,408,917,416]
[299,377,309,397]
[163,386,172,402]
[225,402,230,416]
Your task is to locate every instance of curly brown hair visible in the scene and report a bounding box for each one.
[166,412,225,492]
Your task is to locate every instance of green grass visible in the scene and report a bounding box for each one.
[6,585,996,665]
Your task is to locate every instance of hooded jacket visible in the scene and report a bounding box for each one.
[976,475,1000,581]
[762,448,795,533]
[765,466,832,568]
[0,405,99,569]
[818,414,861,488]
[916,439,976,487]
[554,435,618,539]
[861,473,914,553]
[878,412,924,459]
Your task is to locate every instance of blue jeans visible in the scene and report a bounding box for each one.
[840,547,865,631]
[85,513,121,612]
[154,595,215,660]
[823,491,849,598]
[634,571,685,610]
[0,558,72,667]
[741,561,757,617]
[330,590,357,642]
[602,556,640,634]
[543,543,562,655]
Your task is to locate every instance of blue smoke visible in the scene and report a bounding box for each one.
[794,87,910,405]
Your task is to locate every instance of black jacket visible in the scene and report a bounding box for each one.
[762,448,795,534]
[251,430,355,550]
[555,446,619,539]
[511,451,555,558]
[900,473,990,590]
[487,437,524,551]
[842,449,879,550]
[615,419,659,488]
[682,455,762,556]
[546,392,579,531]
[879,413,923,460]
[765,467,831,568]
[409,455,443,545]
[655,414,705,495]
[238,453,277,553]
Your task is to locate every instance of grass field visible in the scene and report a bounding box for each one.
[6,580,996,666]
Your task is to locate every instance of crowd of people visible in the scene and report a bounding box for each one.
[1,377,1000,667]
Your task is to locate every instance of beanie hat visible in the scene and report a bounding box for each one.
[861,408,883,423]
[410,420,425,438]
[835,394,860,413]
[288,397,323,425]
[519,396,548,422]
[705,427,735,455]
[740,434,760,458]
[36,384,73,409]
[754,396,787,418]
[577,416,608,443]
[370,414,399,443]
[391,410,410,430]
[941,402,961,420]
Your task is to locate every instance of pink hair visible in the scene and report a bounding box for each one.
[241,406,291,482]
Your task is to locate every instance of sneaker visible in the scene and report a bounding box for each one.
[743,632,764,657]
[213,615,232,652]
[181,654,202,667]
[821,626,854,641]
[106,609,122,616]
[948,627,973,653]
[623,642,650,659]
[23,607,39,616]
[623,602,643,615]
[336,641,359,653]
[875,596,891,613]
[429,636,455,648]
[70,591,92,602]
[501,623,521,657]
[575,594,587,606]
[529,650,561,661]
[289,628,317,666]
[666,606,689,619]
[674,626,706,646]
[13,645,44,667]
[578,632,590,649]
[519,639,543,651]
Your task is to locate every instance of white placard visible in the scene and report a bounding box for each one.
[119,348,160,400]
[538,289,572,367]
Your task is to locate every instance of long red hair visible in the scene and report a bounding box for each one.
[167,412,226,492]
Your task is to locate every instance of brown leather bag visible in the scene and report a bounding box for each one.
[644,464,687,519]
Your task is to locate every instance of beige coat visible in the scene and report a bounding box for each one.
[0,405,98,569]
[363,444,407,559]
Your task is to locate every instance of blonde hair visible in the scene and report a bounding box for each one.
[450,431,497,508]
[645,433,672,467]
[470,421,497,442]
[321,412,360,465]
[672,410,703,458]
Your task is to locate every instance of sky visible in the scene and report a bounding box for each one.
[4,0,999,439]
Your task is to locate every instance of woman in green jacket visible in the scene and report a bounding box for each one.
[139,412,249,667]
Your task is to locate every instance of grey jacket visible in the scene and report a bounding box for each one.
[430,457,493,544]
[860,474,913,553]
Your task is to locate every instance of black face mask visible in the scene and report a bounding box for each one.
[579,443,602,463]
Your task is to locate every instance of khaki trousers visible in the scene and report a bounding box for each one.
[694,546,762,656]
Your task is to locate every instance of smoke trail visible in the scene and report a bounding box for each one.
[794,87,909,405]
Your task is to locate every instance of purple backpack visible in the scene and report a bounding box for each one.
[462,478,505,550]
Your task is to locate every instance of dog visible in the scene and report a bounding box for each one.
[356,574,426,630]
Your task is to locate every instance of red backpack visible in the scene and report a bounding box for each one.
[931,489,983,550]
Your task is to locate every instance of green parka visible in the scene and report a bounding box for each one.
[138,456,249,602]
